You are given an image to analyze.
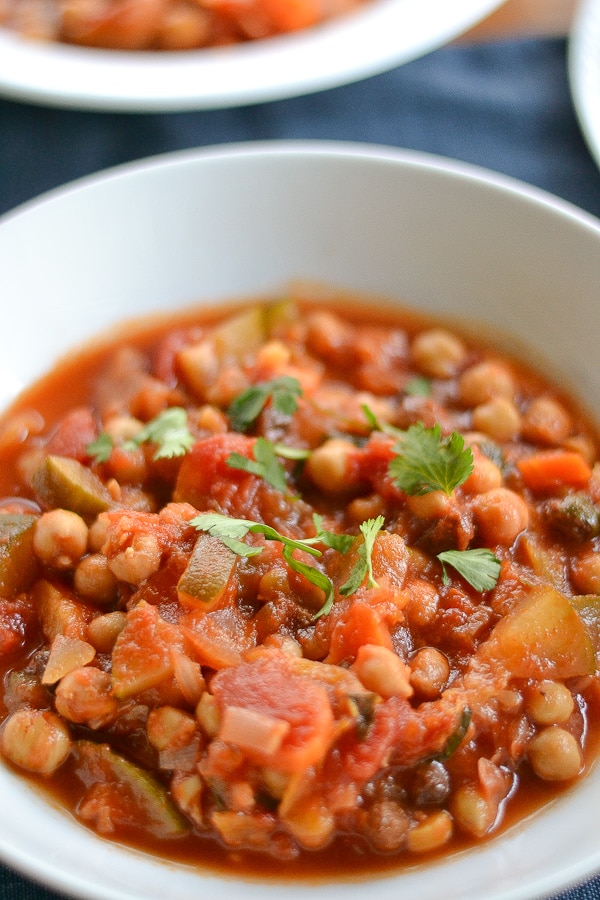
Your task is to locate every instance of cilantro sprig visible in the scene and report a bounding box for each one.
[87,407,194,464]
[389,422,473,496]
[191,511,384,619]
[437,548,501,592]
[340,516,385,596]
[228,376,302,433]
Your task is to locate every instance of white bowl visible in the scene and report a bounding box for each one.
[1,141,600,900]
[0,0,506,111]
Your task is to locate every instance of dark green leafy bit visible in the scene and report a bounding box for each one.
[339,516,385,596]
[227,376,302,433]
[437,548,501,592]
[86,432,113,465]
[438,708,472,760]
[389,423,474,496]
[347,692,378,740]
[227,437,289,493]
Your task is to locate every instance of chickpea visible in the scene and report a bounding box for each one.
[147,706,197,753]
[0,708,71,776]
[526,681,574,726]
[528,726,582,781]
[411,329,466,379]
[571,553,600,595]
[54,667,119,730]
[451,784,496,838]
[472,397,521,443]
[304,438,358,495]
[406,490,453,520]
[521,397,571,446]
[108,532,162,584]
[352,644,413,699]
[461,448,503,495]
[88,514,110,552]
[33,509,89,569]
[406,810,453,853]
[87,611,127,653]
[471,487,529,546]
[409,647,450,700]
[74,553,120,604]
[103,414,144,442]
[459,360,515,407]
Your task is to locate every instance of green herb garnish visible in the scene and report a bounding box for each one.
[404,375,432,397]
[87,432,114,465]
[437,548,501,592]
[340,515,385,596]
[87,407,194,463]
[389,423,473,496]
[227,437,289,493]
[228,376,302,432]
[124,407,194,460]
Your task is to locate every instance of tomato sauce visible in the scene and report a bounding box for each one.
[0,293,599,879]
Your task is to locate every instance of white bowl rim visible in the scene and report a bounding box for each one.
[0,0,506,111]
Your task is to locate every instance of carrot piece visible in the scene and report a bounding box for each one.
[517,449,592,492]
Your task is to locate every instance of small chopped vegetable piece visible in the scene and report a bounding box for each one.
[111,603,184,700]
[177,533,238,610]
[32,455,112,519]
[42,635,96,685]
[74,741,189,839]
[517,450,592,492]
[481,585,596,679]
[0,514,38,597]
[33,578,93,642]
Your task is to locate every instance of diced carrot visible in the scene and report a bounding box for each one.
[517,449,592,492]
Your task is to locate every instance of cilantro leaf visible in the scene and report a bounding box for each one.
[228,376,302,432]
[437,548,501,592]
[340,515,385,596]
[389,422,473,496]
[227,437,288,493]
[87,432,114,465]
[124,407,194,460]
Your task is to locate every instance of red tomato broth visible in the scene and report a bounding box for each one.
[0,290,600,879]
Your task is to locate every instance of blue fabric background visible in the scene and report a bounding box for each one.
[0,33,599,899]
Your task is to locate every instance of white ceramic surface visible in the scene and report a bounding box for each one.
[1,142,600,900]
[0,0,506,111]
[569,0,600,170]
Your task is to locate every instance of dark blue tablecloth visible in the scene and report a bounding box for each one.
[1,33,600,900]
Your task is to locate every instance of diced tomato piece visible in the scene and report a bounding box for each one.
[174,433,259,514]
[211,652,334,773]
[111,602,185,699]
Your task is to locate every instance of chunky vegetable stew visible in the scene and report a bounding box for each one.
[0,295,599,876]
[0,0,363,50]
